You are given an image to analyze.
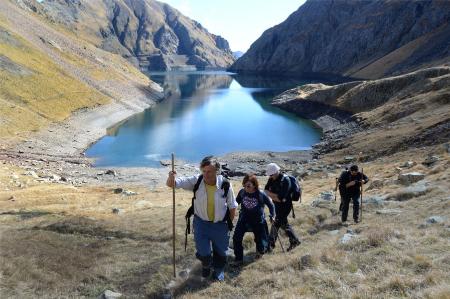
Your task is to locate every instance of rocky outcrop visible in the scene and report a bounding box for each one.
[230,0,450,79]
[23,0,235,71]
[272,66,450,159]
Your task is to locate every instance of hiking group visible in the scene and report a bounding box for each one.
[166,155,368,281]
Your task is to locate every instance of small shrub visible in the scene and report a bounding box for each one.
[413,255,433,273]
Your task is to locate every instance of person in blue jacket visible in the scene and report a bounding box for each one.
[232,174,275,265]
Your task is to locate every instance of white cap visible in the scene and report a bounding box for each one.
[266,163,280,176]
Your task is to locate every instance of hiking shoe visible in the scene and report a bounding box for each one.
[269,240,276,250]
[230,260,243,268]
[201,267,211,278]
[341,221,349,227]
[212,270,225,282]
[354,219,360,224]
[255,253,263,260]
[287,240,301,252]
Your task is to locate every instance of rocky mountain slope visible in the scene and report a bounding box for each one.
[272,66,450,161]
[0,0,163,153]
[21,0,235,71]
[230,0,450,79]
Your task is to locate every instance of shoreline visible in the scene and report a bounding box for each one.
[9,91,163,158]
[0,73,357,188]
[1,97,326,189]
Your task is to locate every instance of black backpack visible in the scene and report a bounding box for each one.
[283,174,302,219]
[338,170,350,197]
[285,175,302,202]
[184,175,232,251]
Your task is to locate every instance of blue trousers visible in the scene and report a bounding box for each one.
[193,215,229,276]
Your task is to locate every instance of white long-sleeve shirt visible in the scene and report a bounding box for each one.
[175,174,238,222]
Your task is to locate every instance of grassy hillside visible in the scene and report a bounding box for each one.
[0,1,161,145]
[0,18,109,139]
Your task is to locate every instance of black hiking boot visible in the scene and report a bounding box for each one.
[230,259,243,268]
[201,267,211,278]
[268,240,276,250]
[287,240,301,252]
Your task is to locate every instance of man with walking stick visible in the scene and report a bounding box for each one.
[338,164,369,225]
[166,156,237,281]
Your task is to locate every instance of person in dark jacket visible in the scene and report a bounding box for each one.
[338,164,369,224]
[233,174,275,265]
[265,163,301,252]
[335,167,349,213]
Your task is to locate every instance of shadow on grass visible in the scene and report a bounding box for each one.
[0,209,52,220]
[170,251,260,298]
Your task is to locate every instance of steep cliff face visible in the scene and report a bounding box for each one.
[230,0,450,79]
[28,0,235,71]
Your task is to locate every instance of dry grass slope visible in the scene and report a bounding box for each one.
[0,145,449,298]
[0,18,109,140]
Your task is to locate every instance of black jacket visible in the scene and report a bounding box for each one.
[338,171,369,197]
[265,174,291,203]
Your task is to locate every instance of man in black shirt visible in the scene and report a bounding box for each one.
[264,163,301,252]
[338,164,369,224]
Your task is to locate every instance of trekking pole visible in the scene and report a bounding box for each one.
[334,178,338,201]
[276,225,286,253]
[357,152,363,222]
[184,223,188,252]
[360,167,364,222]
[171,153,176,278]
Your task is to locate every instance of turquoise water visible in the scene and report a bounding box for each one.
[85,71,323,167]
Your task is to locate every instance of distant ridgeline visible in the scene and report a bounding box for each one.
[22,0,235,71]
[230,0,450,79]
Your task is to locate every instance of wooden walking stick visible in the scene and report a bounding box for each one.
[171,153,176,278]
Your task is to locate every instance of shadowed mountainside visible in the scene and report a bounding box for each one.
[230,0,450,79]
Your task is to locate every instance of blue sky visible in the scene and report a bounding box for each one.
[160,0,306,52]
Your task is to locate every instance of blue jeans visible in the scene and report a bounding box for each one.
[193,215,229,279]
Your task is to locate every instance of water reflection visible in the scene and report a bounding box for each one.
[108,72,233,136]
[86,72,323,167]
